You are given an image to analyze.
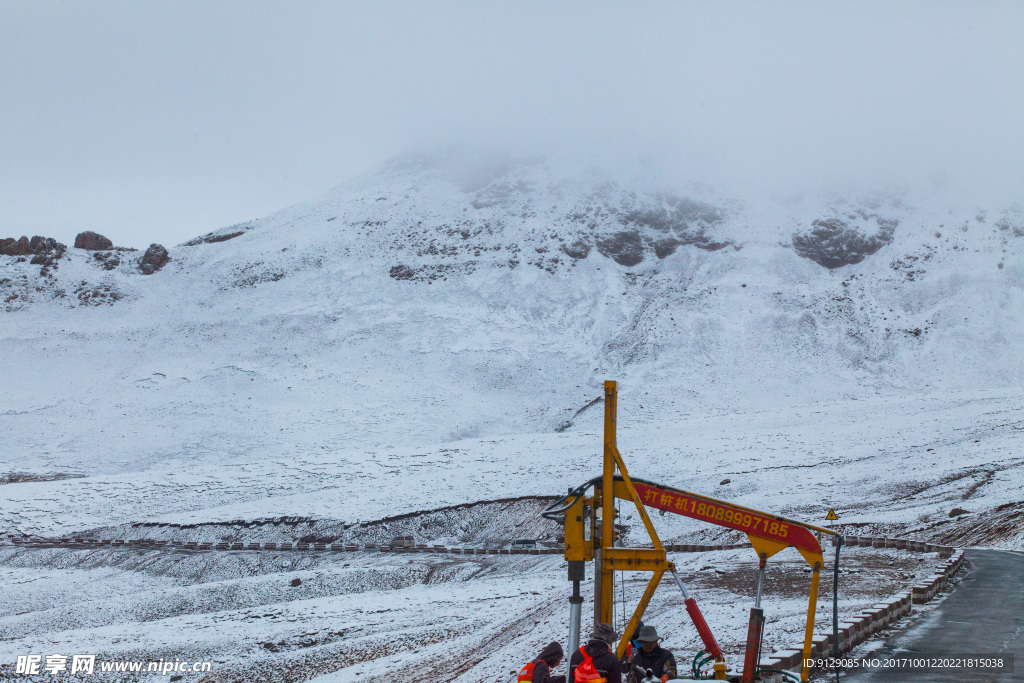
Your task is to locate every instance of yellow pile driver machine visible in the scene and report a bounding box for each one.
[543,382,839,682]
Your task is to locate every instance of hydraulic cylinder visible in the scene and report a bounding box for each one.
[742,607,765,683]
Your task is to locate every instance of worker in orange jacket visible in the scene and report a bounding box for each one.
[517,642,566,683]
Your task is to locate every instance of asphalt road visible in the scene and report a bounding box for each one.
[838,549,1023,683]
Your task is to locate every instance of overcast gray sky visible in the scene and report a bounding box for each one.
[2,1,1022,249]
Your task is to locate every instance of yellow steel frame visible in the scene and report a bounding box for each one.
[564,380,832,681]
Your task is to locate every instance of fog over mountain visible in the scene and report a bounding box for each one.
[1,2,1022,248]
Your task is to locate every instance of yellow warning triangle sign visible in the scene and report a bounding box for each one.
[825,509,839,521]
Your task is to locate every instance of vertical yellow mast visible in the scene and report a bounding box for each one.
[598,380,617,626]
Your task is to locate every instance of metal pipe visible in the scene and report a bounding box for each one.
[754,558,767,609]
[593,547,603,628]
[670,568,691,600]
[568,580,583,658]
[756,609,766,677]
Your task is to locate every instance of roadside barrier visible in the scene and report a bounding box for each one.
[761,543,966,675]
[839,534,954,558]
[4,535,953,558]
[3,538,748,554]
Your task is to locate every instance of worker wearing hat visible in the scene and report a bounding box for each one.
[569,623,622,682]
[627,625,676,682]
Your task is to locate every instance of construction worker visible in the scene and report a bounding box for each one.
[569,623,622,683]
[517,642,566,683]
[627,626,676,682]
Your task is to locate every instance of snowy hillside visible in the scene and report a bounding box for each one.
[1,155,1022,681]
[2,156,1022,477]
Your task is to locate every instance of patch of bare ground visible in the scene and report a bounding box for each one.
[85,496,559,548]
[0,472,86,485]
[910,500,1024,548]
[688,547,931,602]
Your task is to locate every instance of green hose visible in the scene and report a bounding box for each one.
[691,650,704,677]
[691,650,706,679]
[692,650,714,679]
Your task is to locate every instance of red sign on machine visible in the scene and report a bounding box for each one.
[632,482,821,554]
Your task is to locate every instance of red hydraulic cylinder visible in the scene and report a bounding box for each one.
[684,596,723,658]
[672,569,723,658]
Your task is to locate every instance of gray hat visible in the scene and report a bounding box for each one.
[638,625,661,642]
[591,622,618,643]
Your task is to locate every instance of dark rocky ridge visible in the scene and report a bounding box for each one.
[792,215,897,269]
[384,179,738,281]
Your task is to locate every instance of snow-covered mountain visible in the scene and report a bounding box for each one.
[2,155,1022,476]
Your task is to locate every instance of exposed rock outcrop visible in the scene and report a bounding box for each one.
[1,235,67,269]
[653,237,679,259]
[561,239,591,260]
[74,231,113,250]
[93,252,121,271]
[0,236,32,256]
[596,230,645,267]
[139,244,169,274]
[792,216,896,269]
[182,222,254,246]
[184,231,245,246]
[389,265,416,280]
